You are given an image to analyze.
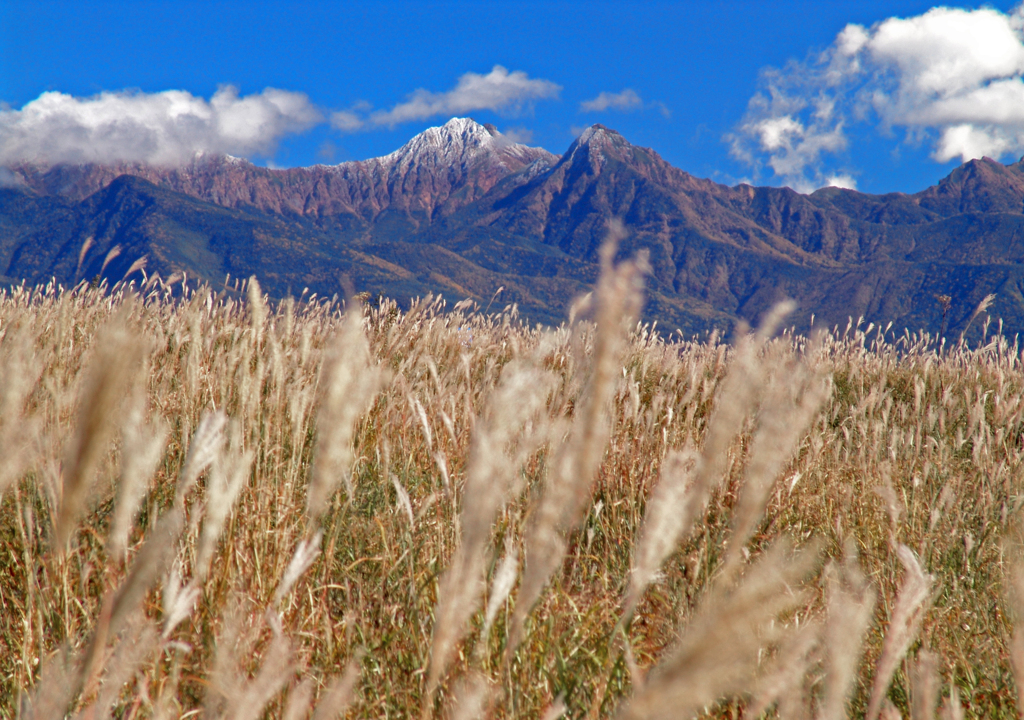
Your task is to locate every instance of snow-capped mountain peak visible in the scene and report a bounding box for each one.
[575,124,612,146]
[373,117,552,173]
[564,124,627,161]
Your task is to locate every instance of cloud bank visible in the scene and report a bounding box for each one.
[331,66,560,131]
[729,4,1024,192]
[0,86,322,167]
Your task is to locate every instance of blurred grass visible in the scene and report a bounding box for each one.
[0,271,1023,719]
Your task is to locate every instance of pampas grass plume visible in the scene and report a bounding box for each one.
[617,539,819,720]
[866,544,936,720]
[56,313,146,548]
[307,302,385,522]
[510,221,645,653]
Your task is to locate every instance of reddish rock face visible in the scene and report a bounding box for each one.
[915,156,1024,215]
[12,118,558,222]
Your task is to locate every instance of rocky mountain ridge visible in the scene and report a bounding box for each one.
[5,117,1024,339]
[10,119,556,222]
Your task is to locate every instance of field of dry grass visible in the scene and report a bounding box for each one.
[2,242,1024,719]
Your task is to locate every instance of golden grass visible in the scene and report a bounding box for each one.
[1,254,1024,719]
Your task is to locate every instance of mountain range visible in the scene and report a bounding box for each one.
[5,116,1024,339]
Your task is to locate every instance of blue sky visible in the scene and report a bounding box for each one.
[2,0,1024,194]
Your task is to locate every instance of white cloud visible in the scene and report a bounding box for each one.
[863,7,1024,97]
[730,4,1024,191]
[728,72,851,192]
[498,126,534,145]
[934,123,1015,162]
[580,89,643,112]
[330,100,372,132]
[824,173,858,190]
[333,66,560,132]
[579,89,671,117]
[0,86,322,166]
[330,109,365,132]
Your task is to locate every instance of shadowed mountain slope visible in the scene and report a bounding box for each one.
[6,118,1024,339]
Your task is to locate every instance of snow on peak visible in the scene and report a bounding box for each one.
[185,150,250,168]
[370,117,547,173]
[440,116,496,139]
[380,118,495,166]
[573,124,624,149]
[310,117,556,178]
[576,125,608,145]
[562,124,627,167]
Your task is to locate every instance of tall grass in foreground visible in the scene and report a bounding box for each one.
[2,255,1024,719]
